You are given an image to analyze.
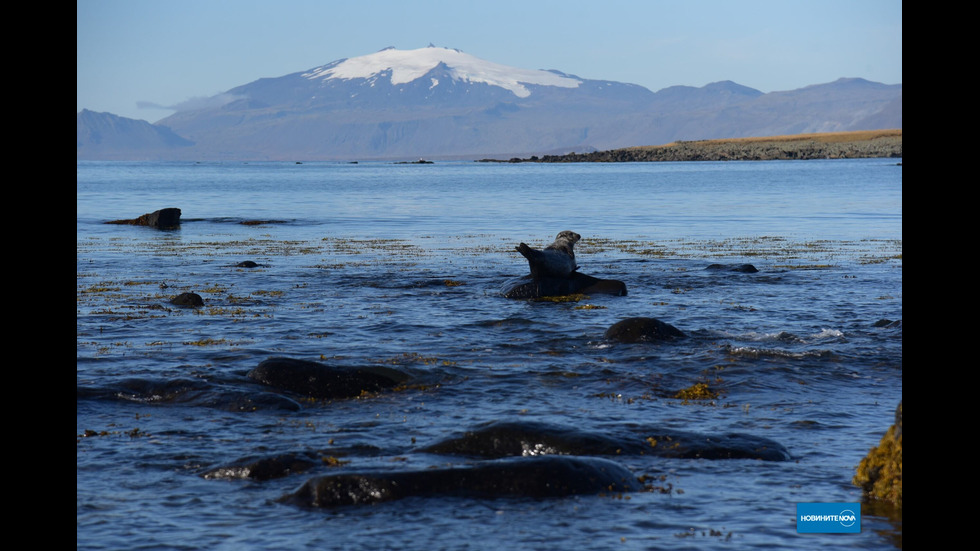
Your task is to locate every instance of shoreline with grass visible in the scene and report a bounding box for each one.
[487,129,902,163]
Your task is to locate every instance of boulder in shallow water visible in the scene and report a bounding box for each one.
[421,420,791,461]
[202,452,319,480]
[106,208,181,229]
[278,455,641,508]
[853,401,902,508]
[75,377,303,412]
[501,272,627,299]
[705,263,759,273]
[170,292,204,307]
[247,357,410,399]
[604,317,686,343]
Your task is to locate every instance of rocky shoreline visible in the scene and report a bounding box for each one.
[483,129,902,163]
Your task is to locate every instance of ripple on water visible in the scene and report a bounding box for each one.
[78,160,901,550]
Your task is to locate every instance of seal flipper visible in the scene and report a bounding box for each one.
[517,243,546,279]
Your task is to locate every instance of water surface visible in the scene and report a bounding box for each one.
[77,159,902,550]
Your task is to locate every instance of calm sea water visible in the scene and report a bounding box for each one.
[77,159,902,550]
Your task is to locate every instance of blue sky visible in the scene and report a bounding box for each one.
[77,0,902,123]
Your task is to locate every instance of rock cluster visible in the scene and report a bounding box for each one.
[95,211,804,510]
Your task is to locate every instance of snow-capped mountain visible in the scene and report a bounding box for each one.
[302,46,581,98]
[78,46,902,161]
[215,45,650,111]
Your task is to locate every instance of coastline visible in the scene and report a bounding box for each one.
[485,129,902,163]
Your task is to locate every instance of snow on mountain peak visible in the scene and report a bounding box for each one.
[302,46,581,98]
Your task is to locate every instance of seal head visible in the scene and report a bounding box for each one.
[516,231,581,279]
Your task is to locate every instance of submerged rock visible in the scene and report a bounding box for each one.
[75,377,303,412]
[853,401,902,508]
[202,452,319,480]
[604,317,686,343]
[421,420,791,461]
[247,357,410,400]
[170,292,204,307]
[422,420,626,457]
[501,272,627,299]
[705,263,759,273]
[106,207,181,229]
[279,455,641,508]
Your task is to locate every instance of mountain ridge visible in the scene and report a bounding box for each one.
[77,46,901,161]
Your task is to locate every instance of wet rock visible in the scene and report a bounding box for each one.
[76,377,303,412]
[220,391,304,412]
[641,430,792,460]
[278,456,641,508]
[421,420,791,461]
[247,357,410,400]
[202,452,319,480]
[170,292,204,307]
[501,272,627,299]
[853,401,902,508]
[604,317,686,342]
[236,260,260,268]
[422,420,627,457]
[106,208,181,229]
[705,263,759,273]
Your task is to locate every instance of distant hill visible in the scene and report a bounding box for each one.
[77,109,193,160]
[76,46,902,161]
[509,129,902,163]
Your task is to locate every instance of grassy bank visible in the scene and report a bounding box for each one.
[508,129,902,163]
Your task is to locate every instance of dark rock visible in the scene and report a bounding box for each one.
[705,263,759,273]
[604,317,686,342]
[236,261,260,268]
[422,420,626,457]
[247,357,410,399]
[873,318,902,328]
[421,420,791,461]
[170,292,204,307]
[278,455,641,508]
[106,208,181,229]
[202,452,319,480]
[76,377,303,412]
[644,430,792,460]
[501,272,627,299]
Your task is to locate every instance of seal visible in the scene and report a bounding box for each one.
[516,230,580,279]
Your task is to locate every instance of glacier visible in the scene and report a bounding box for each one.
[301,45,581,98]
